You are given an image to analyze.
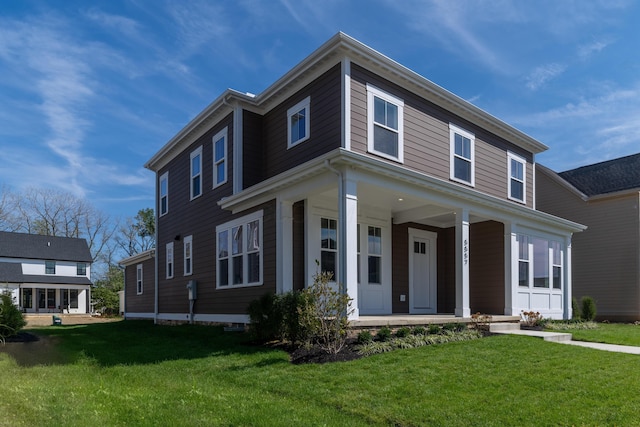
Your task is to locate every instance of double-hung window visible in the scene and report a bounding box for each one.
[508,152,526,203]
[518,235,529,287]
[184,235,193,276]
[160,172,169,215]
[287,97,310,148]
[320,218,338,279]
[45,261,56,275]
[216,211,263,288]
[449,124,475,186]
[76,262,86,276]
[551,241,562,290]
[190,147,202,200]
[367,84,404,162]
[136,264,143,295]
[213,128,227,187]
[367,226,382,284]
[166,242,174,279]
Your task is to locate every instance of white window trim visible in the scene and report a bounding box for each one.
[508,152,527,204]
[184,235,193,276]
[190,146,203,200]
[366,84,404,163]
[449,123,475,187]
[166,242,174,279]
[212,127,228,188]
[287,96,310,148]
[136,264,143,295]
[216,210,264,289]
[159,171,169,216]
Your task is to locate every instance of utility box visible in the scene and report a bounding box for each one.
[187,280,197,300]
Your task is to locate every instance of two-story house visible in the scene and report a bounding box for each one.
[0,231,93,314]
[136,33,584,325]
[537,153,640,321]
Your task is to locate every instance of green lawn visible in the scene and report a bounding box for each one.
[568,322,640,347]
[2,320,640,426]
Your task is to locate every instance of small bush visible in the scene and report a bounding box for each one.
[442,322,466,333]
[357,330,373,344]
[0,292,26,340]
[581,296,597,321]
[247,292,284,342]
[376,325,392,342]
[412,326,426,336]
[572,297,581,320]
[521,310,543,327]
[428,324,441,335]
[395,327,411,338]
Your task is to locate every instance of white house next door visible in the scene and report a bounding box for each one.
[409,228,437,314]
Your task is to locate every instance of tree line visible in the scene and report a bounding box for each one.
[0,186,155,314]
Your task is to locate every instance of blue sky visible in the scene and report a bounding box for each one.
[1,1,638,220]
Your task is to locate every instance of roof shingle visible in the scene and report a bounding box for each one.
[558,153,640,197]
[0,231,93,262]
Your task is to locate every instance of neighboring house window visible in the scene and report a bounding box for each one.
[166,242,174,279]
[213,128,227,187]
[136,264,143,295]
[518,235,529,287]
[70,289,79,309]
[216,210,263,288]
[508,152,526,203]
[184,235,193,276]
[551,241,562,290]
[77,262,86,276]
[160,172,169,216]
[449,123,475,186]
[190,146,202,200]
[321,218,338,279]
[287,96,310,148]
[21,288,32,309]
[368,226,382,284]
[45,261,55,275]
[367,84,404,162]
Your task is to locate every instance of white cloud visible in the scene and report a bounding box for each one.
[577,39,612,60]
[525,63,567,90]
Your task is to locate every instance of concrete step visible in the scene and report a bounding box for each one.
[489,322,521,332]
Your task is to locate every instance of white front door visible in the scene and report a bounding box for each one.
[409,229,437,314]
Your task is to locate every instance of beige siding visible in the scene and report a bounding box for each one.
[350,63,534,207]
[537,169,640,320]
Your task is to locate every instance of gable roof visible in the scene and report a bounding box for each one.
[558,153,640,197]
[0,261,24,282]
[0,231,93,263]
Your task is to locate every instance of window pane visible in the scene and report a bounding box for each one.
[321,251,336,279]
[386,102,398,130]
[70,290,78,309]
[232,226,243,255]
[511,159,523,180]
[218,230,228,258]
[192,175,201,197]
[511,180,524,200]
[47,289,55,309]
[518,235,529,260]
[291,109,306,142]
[77,263,86,275]
[368,256,381,284]
[248,253,260,283]
[552,241,562,265]
[160,178,167,196]
[46,261,55,274]
[373,126,398,157]
[215,138,225,162]
[519,261,529,287]
[161,196,167,214]
[216,162,225,184]
[553,266,562,289]
[321,219,337,250]
[247,220,260,251]
[233,256,243,284]
[533,238,549,288]
[368,226,381,255]
[374,96,386,124]
[192,154,200,175]
[454,157,471,182]
[219,259,229,286]
[455,134,471,159]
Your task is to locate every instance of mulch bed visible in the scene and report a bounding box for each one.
[289,340,363,364]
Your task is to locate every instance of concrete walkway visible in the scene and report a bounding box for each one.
[490,323,640,355]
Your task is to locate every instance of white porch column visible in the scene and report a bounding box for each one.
[503,221,519,316]
[564,235,573,320]
[455,208,471,317]
[339,171,359,319]
[276,198,294,294]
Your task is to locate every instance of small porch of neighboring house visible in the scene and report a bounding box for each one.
[3,284,91,314]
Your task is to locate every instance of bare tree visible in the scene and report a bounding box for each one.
[115,208,156,257]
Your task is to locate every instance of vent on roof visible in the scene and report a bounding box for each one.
[47,242,50,247]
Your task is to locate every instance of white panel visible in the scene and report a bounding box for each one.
[551,294,563,310]
[531,293,551,310]
[518,292,530,309]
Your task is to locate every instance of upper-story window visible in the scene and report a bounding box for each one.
[76,262,86,276]
[449,123,475,186]
[45,260,56,275]
[287,97,310,148]
[216,210,263,288]
[190,147,202,200]
[508,152,526,203]
[367,84,404,162]
[159,172,169,216]
[136,264,143,295]
[166,242,174,279]
[213,128,227,187]
[184,235,193,276]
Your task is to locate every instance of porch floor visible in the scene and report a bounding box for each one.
[352,314,520,328]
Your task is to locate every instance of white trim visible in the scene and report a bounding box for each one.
[190,146,203,200]
[166,242,174,279]
[287,96,311,148]
[215,210,264,289]
[508,151,527,204]
[156,312,250,324]
[449,123,475,187]
[212,127,228,188]
[342,57,351,151]
[366,84,404,163]
[125,312,155,320]
[408,228,438,314]
[159,171,169,216]
[183,235,193,276]
[118,249,155,267]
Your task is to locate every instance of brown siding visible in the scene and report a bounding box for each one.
[124,257,155,314]
[350,63,534,207]
[292,200,306,291]
[469,221,504,314]
[537,169,640,320]
[243,110,264,189]
[261,64,342,180]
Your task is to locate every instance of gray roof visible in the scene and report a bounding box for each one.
[559,153,640,197]
[0,261,92,286]
[0,262,24,282]
[0,231,93,263]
